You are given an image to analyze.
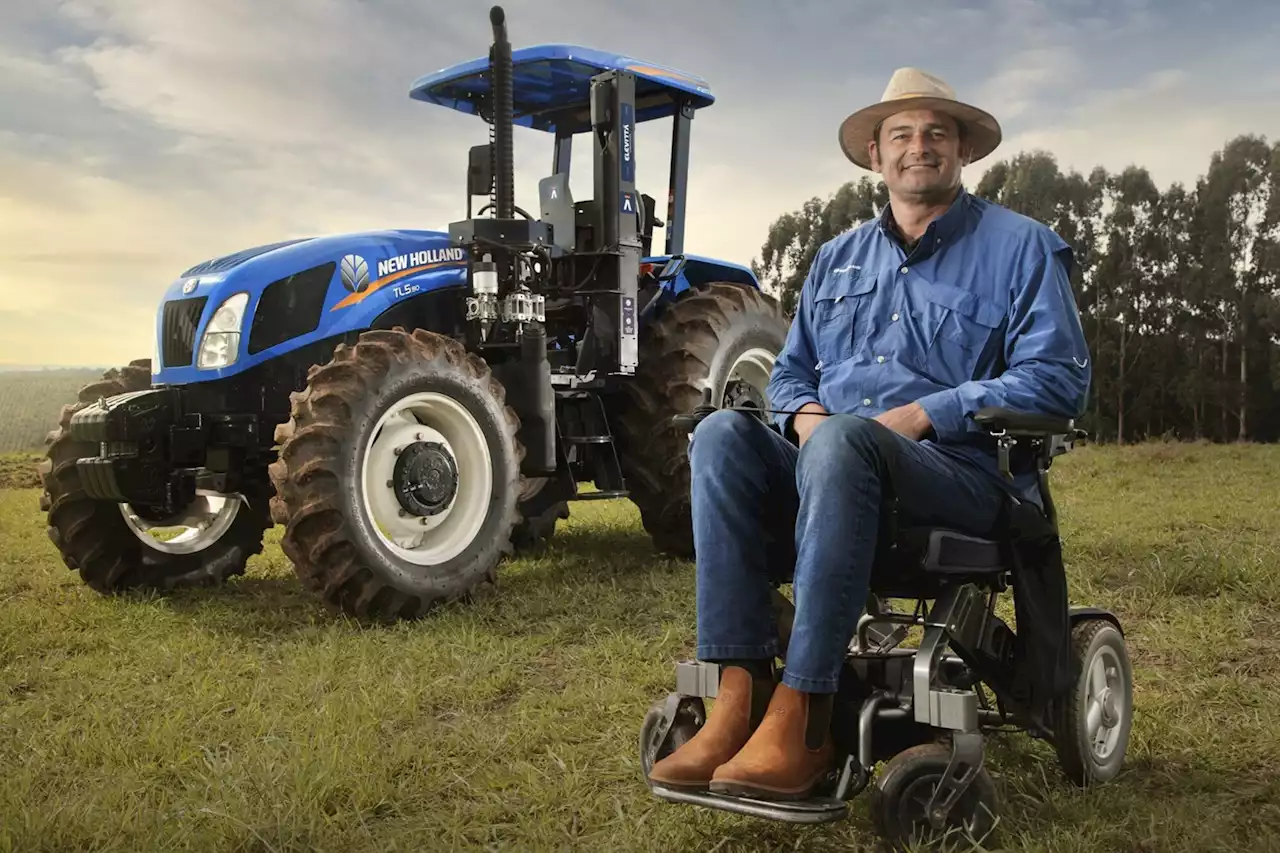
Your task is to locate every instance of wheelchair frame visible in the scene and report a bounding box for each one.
[640,407,1134,850]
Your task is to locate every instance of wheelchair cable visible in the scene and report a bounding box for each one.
[671,387,834,430]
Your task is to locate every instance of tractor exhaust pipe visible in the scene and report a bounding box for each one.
[489,6,515,221]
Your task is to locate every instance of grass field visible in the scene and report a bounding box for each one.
[0,369,104,454]
[3,442,1280,852]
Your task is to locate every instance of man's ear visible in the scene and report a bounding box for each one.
[868,140,882,172]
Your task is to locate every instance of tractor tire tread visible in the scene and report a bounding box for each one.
[268,326,524,622]
[38,360,271,594]
[610,283,789,558]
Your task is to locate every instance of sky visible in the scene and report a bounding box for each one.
[2,0,1278,367]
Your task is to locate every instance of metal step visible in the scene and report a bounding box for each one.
[648,784,848,824]
[573,489,628,500]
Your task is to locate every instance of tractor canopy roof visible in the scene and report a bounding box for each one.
[409,44,714,133]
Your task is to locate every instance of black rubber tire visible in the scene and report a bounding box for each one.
[639,695,707,780]
[37,359,272,593]
[268,328,524,622]
[511,476,571,553]
[870,742,1000,852]
[1052,619,1133,786]
[610,282,790,559]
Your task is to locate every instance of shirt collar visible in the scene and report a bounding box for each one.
[877,186,971,249]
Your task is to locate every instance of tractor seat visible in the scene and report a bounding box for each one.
[537,174,662,256]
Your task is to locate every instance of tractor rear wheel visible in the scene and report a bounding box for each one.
[38,360,273,593]
[611,283,789,559]
[268,328,525,621]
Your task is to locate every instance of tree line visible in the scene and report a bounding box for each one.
[752,135,1280,444]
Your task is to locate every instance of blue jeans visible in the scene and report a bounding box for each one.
[688,410,1008,693]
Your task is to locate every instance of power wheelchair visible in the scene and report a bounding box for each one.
[639,404,1134,851]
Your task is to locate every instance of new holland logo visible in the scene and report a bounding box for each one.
[376,247,465,278]
[340,254,370,293]
[329,246,469,312]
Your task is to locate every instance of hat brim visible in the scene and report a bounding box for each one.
[838,96,1002,170]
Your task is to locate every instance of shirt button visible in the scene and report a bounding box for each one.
[891,313,899,321]
[899,266,908,274]
[863,398,872,405]
[877,355,885,363]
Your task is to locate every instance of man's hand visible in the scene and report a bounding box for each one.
[793,402,828,447]
[874,402,933,441]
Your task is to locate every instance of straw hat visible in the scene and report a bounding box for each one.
[838,67,1002,169]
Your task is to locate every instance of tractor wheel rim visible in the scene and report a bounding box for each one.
[722,347,776,411]
[361,391,492,566]
[1084,644,1126,761]
[119,494,241,555]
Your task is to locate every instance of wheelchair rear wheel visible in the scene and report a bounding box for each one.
[869,742,999,852]
[1053,618,1134,785]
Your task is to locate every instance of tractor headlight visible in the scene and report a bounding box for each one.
[197,292,249,369]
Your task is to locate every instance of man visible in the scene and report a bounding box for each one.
[646,68,1091,800]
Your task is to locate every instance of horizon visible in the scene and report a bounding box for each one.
[3,0,1279,367]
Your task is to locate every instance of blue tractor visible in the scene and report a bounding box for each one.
[38,7,789,621]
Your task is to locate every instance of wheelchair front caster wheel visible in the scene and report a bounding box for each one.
[1053,618,1134,786]
[869,743,999,852]
[639,695,706,780]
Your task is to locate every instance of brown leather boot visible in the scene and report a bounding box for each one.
[708,682,835,800]
[647,665,773,791]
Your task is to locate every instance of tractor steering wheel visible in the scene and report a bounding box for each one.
[474,203,534,221]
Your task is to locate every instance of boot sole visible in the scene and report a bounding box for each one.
[708,775,827,801]
[647,776,712,792]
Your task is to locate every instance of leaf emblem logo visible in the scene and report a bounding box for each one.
[341,254,370,293]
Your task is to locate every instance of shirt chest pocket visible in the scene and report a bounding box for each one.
[812,272,876,367]
[912,281,1006,376]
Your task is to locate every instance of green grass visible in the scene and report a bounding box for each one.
[3,442,1280,852]
[0,453,41,490]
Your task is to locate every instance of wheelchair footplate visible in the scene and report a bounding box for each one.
[648,756,857,825]
[644,667,879,825]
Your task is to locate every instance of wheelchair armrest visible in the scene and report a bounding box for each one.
[972,406,1083,439]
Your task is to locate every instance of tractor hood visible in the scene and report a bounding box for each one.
[152,228,470,385]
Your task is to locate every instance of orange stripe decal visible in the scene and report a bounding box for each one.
[330,260,465,311]
[624,64,704,87]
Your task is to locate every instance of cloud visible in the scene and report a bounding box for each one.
[1,0,1279,367]
[992,58,1280,194]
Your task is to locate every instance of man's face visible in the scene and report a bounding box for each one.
[868,109,970,202]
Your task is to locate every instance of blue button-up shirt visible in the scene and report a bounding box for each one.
[766,189,1091,503]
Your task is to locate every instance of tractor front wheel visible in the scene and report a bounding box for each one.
[268,328,525,621]
[38,360,273,593]
[611,282,789,559]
